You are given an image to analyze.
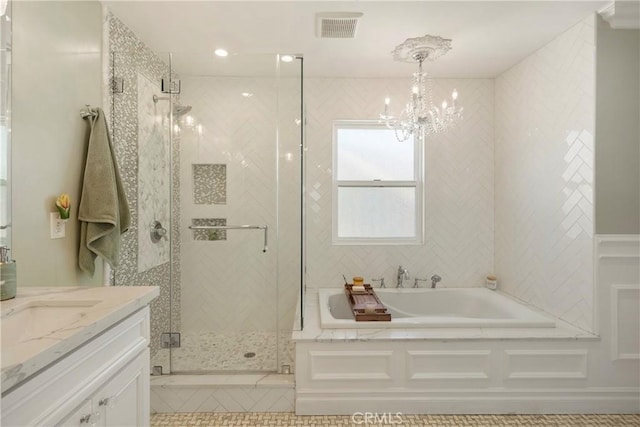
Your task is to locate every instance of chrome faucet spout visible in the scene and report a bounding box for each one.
[397,265,409,288]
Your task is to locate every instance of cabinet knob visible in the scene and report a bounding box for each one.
[80,410,101,426]
[99,396,117,408]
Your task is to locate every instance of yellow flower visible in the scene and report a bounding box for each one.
[56,193,71,219]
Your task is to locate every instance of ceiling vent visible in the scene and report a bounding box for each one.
[316,12,363,38]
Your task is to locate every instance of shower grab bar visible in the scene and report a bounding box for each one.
[188,224,268,253]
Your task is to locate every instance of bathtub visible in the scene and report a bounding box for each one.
[319,287,555,328]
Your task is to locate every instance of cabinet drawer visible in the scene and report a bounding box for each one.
[1,307,150,427]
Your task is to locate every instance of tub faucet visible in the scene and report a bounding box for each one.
[371,278,386,288]
[397,265,409,288]
[430,274,442,288]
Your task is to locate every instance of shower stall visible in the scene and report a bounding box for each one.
[108,16,304,377]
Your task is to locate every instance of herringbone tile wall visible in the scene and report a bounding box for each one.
[305,77,495,289]
[495,16,595,331]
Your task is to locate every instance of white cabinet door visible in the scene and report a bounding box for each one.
[94,349,150,427]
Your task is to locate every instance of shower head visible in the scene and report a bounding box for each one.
[174,104,192,117]
[153,94,192,117]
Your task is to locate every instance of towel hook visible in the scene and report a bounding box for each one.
[80,104,98,119]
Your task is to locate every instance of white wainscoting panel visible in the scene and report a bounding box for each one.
[597,235,640,362]
[610,285,640,360]
[309,350,393,381]
[504,349,588,379]
[407,350,491,380]
[295,337,640,414]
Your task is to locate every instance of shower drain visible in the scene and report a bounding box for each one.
[244,352,256,358]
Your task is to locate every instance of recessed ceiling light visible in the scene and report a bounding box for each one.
[214,48,228,57]
[281,55,294,63]
[241,92,253,98]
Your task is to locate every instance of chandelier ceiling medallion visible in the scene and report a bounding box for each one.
[380,34,463,142]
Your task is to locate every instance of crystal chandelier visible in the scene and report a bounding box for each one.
[380,34,463,142]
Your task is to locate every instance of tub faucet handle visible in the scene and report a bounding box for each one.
[430,274,442,288]
[371,278,385,288]
[414,278,428,288]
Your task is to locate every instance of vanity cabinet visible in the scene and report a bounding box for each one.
[1,307,151,427]
[58,349,148,427]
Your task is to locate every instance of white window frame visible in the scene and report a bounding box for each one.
[332,120,424,245]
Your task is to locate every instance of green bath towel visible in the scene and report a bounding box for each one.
[78,108,130,276]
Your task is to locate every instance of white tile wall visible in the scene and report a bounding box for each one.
[305,78,495,289]
[495,16,595,331]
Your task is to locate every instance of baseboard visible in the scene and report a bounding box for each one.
[294,388,640,415]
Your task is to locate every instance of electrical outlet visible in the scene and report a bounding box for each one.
[50,212,66,239]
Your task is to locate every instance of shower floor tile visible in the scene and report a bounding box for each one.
[170,331,277,372]
[151,412,640,426]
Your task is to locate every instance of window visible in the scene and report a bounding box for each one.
[332,121,423,244]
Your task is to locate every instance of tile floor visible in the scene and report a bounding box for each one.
[151,412,640,426]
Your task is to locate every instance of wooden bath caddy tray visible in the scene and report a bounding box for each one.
[344,284,391,322]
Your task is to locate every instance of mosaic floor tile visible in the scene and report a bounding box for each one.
[151,412,640,427]
[171,331,278,372]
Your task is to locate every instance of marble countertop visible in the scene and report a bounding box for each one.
[1,286,159,393]
[292,289,599,342]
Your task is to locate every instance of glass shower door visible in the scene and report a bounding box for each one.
[171,53,277,372]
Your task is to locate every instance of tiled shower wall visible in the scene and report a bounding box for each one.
[136,73,171,273]
[495,16,595,331]
[305,78,495,290]
[105,12,180,372]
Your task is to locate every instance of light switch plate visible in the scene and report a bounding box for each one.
[50,212,66,239]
